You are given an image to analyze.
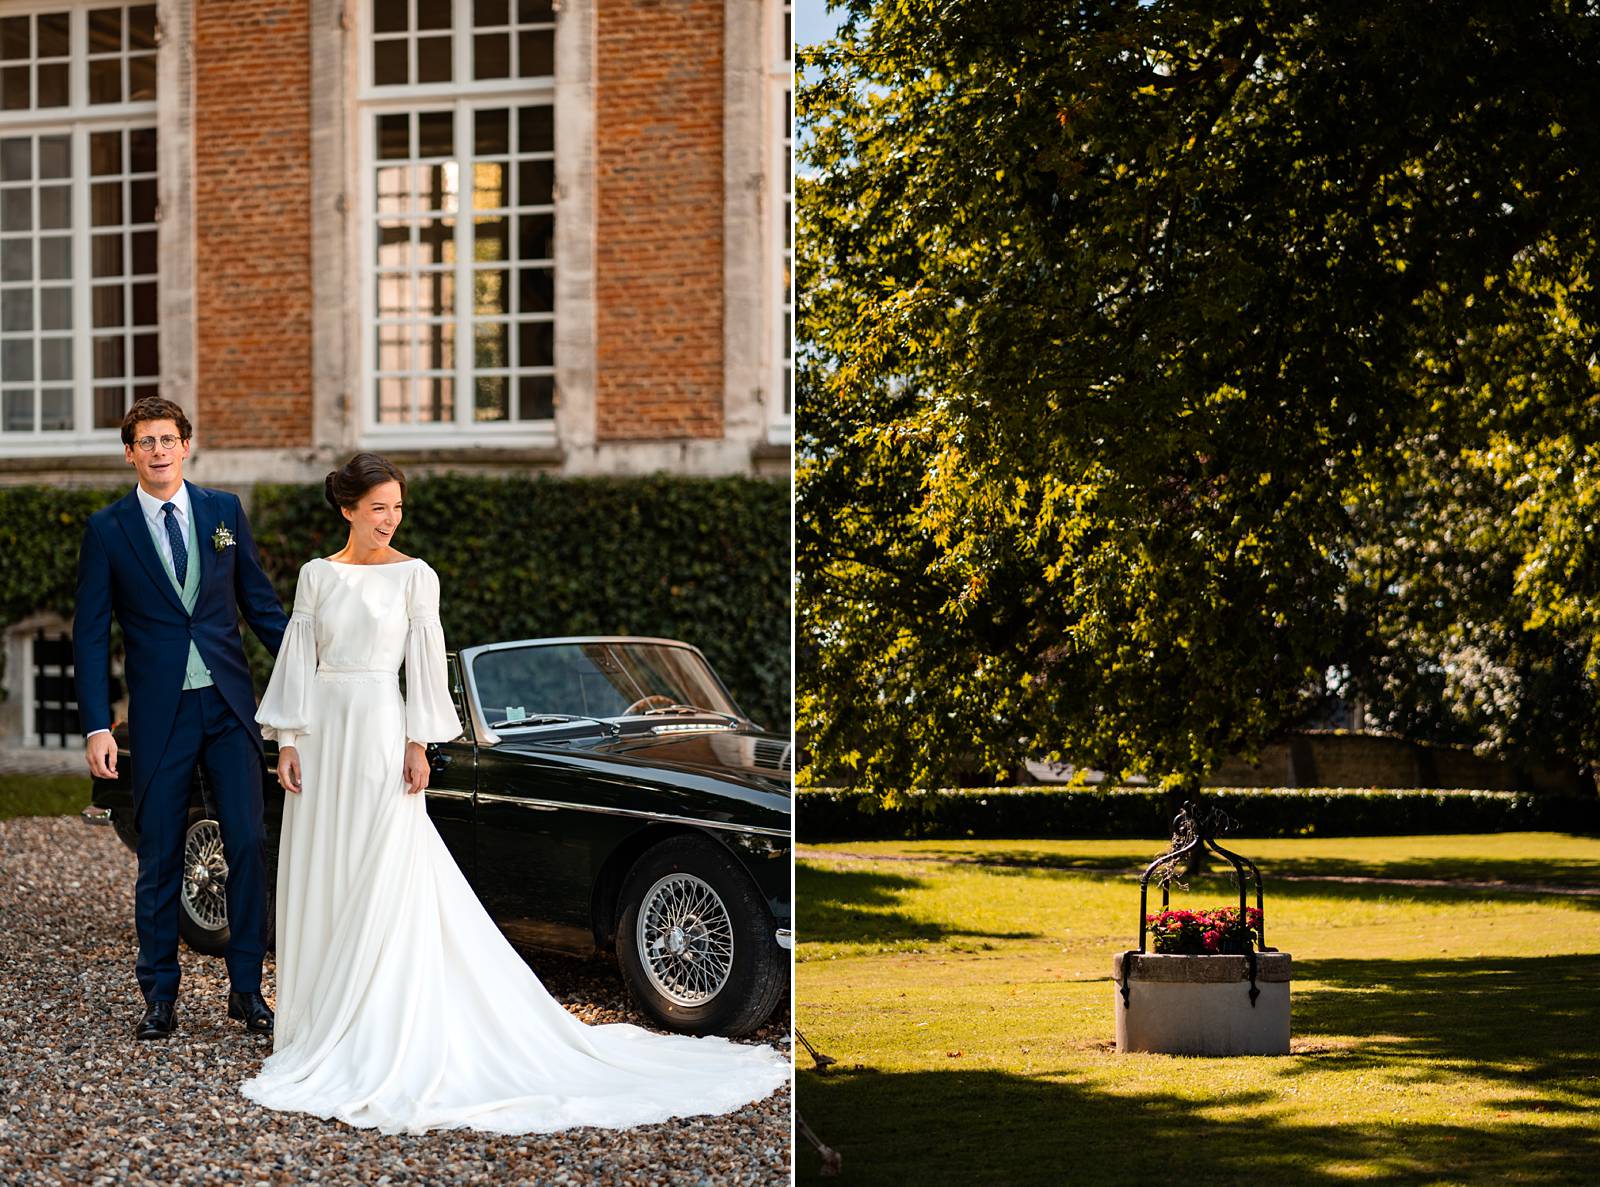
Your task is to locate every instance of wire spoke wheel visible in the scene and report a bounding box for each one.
[182,818,229,931]
[636,872,735,1007]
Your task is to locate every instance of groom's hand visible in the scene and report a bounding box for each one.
[277,746,302,795]
[85,733,118,779]
[403,741,429,796]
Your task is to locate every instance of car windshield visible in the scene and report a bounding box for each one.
[470,641,743,725]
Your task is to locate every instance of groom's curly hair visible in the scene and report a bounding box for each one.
[121,397,193,447]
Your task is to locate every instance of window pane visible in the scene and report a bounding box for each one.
[130,179,156,223]
[377,113,410,160]
[420,376,452,421]
[474,321,506,368]
[128,55,156,103]
[3,389,34,430]
[93,232,124,277]
[38,135,69,179]
[373,38,407,87]
[40,387,71,430]
[473,215,507,261]
[376,271,410,316]
[132,332,157,376]
[417,36,452,84]
[132,281,157,325]
[94,334,125,378]
[89,57,121,105]
[376,376,408,423]
[2,340,33,381]
[518,319,552,368]
[516,213,553,261]
[131,229,156,274]
[1,137,30,181]
[38,13,70,57]
[37,62,69,107]
[40,235,70,278]
[89,8,122,53]
[1,187,29,232]
[421,321,454,370]
[474,267,507,316]
[1,65,27,110]
[1,239,31,281]
[420,269,452,314]
[130,129,157,175]
[0,17,28,61]
[517,105,553,153]
[377,325,411,372]
[129,5,158,51]
[90,131,122,175]
[516,159,552,207]
[376,222,411,267]
[517,265,553,313]
[474,33,509,80]
[94,386,125,428]
[517,374,553,420]
[92,283,123,327]
[40,335,71,380]
[518,0,555,22]
[39,286,70,329]
[417,0,452,31]
[474,375,506,420]
[475,0,510,24]
[418,218,455,265]
[373,3,407,34]
[0,289,31,331]
[474,109,509,156]
[417,111,453,157]
[472,161,505,210]
[92,182,122,225]
[516,29,553,78]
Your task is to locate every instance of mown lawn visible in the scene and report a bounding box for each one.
[0,773,92,822]
[796,833,1600,1185]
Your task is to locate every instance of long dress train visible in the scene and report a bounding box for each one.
[239,557,789,1134]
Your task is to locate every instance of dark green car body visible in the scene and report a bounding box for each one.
[89,638,792,1032]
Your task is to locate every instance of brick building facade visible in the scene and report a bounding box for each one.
[0,0,792,486]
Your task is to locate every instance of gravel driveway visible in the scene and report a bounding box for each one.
[0,816,791,1186]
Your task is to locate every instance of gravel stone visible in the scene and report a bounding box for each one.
[0,816,792,1186]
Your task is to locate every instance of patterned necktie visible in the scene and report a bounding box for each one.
[161,502,188,587]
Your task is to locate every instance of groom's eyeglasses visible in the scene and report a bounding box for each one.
[133,435,184,452]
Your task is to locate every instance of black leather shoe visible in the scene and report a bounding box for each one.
[137,1000,176,1041]
[227,990,273,1034]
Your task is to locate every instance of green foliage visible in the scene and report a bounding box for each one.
[798,1,1600,795]
[0,773,92,821]
[797,786,1600,842]
[251,473,790,731]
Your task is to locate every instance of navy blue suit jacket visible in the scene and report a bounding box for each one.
[73,482,290,798]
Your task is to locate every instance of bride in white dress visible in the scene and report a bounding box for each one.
[240,454,790,1135]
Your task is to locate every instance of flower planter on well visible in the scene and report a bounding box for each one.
[1112,951,1292,1055]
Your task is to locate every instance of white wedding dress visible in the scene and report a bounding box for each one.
[240,557,790,1134]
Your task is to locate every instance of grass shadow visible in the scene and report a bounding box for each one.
[798,863,1042,948]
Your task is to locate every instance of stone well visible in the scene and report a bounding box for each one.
[1113,951,1292,1056]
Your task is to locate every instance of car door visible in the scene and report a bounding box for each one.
[420,655,477,877]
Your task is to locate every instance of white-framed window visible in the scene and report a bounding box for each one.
[767,0,791,443]
[359,0,557,442]
[0,3,157,455]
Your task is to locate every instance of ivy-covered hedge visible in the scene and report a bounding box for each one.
[797,787,1600,841]
[251,473,789,731]
[0,476,789,733]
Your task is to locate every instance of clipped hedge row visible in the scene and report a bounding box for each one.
[251,473,789,731]
[0,476,789,734]
[797,786,1600,841]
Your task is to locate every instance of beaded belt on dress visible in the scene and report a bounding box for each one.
[314,666,399,683]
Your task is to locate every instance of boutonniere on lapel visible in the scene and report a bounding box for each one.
[212,525,237,553]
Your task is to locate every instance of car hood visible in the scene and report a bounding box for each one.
[497,725,792,798]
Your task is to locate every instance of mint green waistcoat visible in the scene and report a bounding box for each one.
[147,505,213,690]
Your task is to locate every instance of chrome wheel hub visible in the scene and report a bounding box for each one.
[182,819,229,930]
[637,872,734,1008]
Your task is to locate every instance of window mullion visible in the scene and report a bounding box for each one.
[70,124,92,436]
[455,98,470,428]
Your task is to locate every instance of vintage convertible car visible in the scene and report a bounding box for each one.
[86,636,792,1037]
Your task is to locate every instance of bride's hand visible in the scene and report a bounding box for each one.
[403,741,429,795]
[277,746,302,795]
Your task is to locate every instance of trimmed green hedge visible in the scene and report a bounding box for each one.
[252,473,789,731]
[0,476,789,733]
[797,786,1600,841]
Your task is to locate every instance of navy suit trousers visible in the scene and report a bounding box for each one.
[133,685,267,1003]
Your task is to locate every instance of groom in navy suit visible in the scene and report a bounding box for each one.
[74,397,289,1041]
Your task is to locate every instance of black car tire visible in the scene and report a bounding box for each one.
[175,805,276,956]
[616,834,786,1037]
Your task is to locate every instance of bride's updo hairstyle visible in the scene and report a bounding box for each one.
[324,452,407,516]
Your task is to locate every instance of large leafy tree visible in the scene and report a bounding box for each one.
[798,0,1600,795]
